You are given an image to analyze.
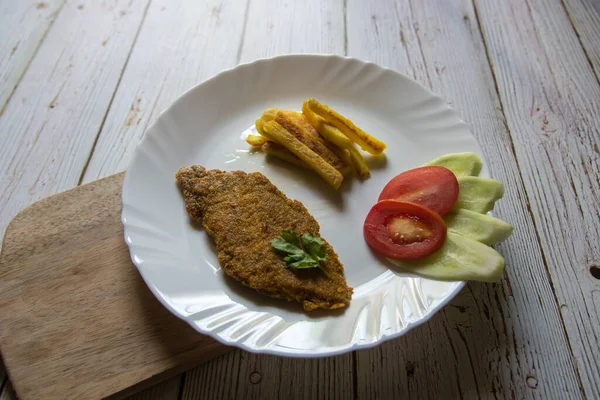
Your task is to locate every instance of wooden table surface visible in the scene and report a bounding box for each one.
[1,0,599,399]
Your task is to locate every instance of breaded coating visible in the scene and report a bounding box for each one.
[176,165,353,311]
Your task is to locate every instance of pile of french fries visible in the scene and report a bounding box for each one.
[246,98,387,189]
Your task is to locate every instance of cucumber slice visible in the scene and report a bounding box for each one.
[444,208,513,245]
[388,232,505,282]
[424,152,483,177]
[455,176,504,214]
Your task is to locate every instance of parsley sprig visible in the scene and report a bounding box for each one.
[271,231,331,278]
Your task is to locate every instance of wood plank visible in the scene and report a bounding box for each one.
[0,1,147,396]
[60,0,248,397]
[123,377,181,400]
[561,0,600,82]
[0,0,150,245]
[347,0,585,398]
[181,351,353,400]
[238,0,345,63]
[0,0,65,114]
[178,1,350,398]
[0,173,230,400]
[81,0,248,182]
[474,0,600,398]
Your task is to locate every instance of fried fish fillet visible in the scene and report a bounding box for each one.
[176,165,353,311]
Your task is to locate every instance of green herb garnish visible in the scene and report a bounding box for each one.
[271,231,331,278]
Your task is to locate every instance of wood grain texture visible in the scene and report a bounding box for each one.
[475,0,600,398]
[238,0,345,63]
[0,0,65,114]
[562,0,600,82]
[178,1,351,398]
[0,2,153,397]
[348,0,584,398]
[181,351,353,400]
[0,0,149,247]
[0,173,230,400]
[123,376,181,400]
[0,0,597,399]
[82,0,248,182]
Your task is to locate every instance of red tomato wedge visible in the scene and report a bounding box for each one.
[363,200,447,260]
[378,166,459,216]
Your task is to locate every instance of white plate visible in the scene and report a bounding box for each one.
[122,54,488,357]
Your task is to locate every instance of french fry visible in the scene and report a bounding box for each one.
[274,111,346,172]
[321,140,353,176]
[328,147,354,176]
[246,134,268,147]
[260,108,279,122]
[307,98,387,155]
[263,120,344,189]
[262,108,303,123]
[255,119,266,136]
[300,114,351,161]
[282,110,309,126]
[282,110,303,118]
[347,145,371,179]
[285,110,333,148]
[277,110,353,175]
[336,148,353,169]
[262,113,343,172]
[322,124,353,149]
[302,101,353,149]
[262,141,309,169]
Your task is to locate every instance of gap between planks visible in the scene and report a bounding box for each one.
[0,1,157,398]
[560,0,600,85]
[471,0,579,360]
[235,0,252,65]
[0,0,596,400]
[0,0,67,116]
[81,0,251,181]
[473,0,600,397]
[76,0,153,186]
[347,0,586,398]
[73,0,253,394]
[471,1,587,394]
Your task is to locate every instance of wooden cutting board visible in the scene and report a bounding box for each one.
[0,173,232,400]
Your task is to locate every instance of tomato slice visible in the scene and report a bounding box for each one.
[378,166,459,216]
[363,200,447,260]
